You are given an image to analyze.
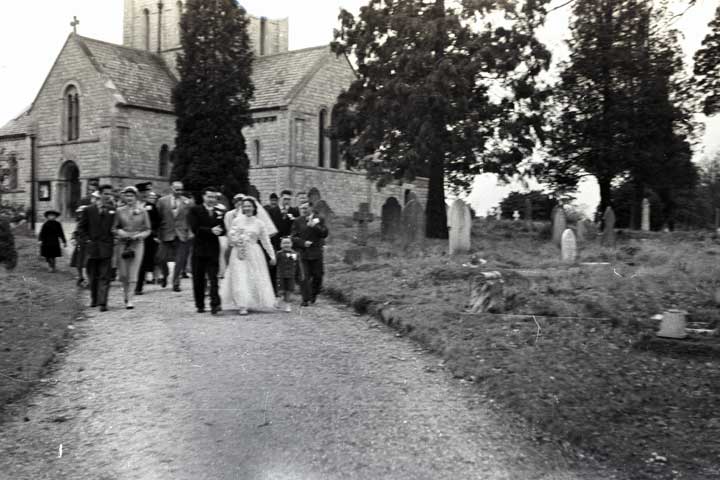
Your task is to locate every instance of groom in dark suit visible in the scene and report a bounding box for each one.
[291,202,329,306]
[187,187,226,314]
[76,184,116,312]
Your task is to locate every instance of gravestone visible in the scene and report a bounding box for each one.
[344,202,377,265]
[352,203,374,246]
[576,220,587,243]
[448,199,472,255]
[602,206,616,248]
[466,271,504,313]
[552,206,566,246]
[561,228,577,263]
[308,187,322,206]
[641,198,650,231]
[512,210,520,221]
[313,199,334,224]
[524,198,533,230]
[401,199,425,248]
[495,209,502,221]
[381,197,402,242]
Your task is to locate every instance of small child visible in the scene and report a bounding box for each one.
[275,236,301,312]
[38,210,67,272]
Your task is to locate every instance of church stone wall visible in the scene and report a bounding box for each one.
[113,107,176,186]
[0,136,32,207]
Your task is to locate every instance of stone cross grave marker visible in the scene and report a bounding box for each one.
[353,203,374,246]
[448,199,471,255]
[561,228,577,263]
[641,198,650,231]
[513,210,520,221]
[495,209,502,221]
[602,206,616,248]
[381,197,402,242]
[401,199,425,248]
[552,206,566,246]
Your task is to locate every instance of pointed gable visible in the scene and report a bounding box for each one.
[75,36,177,112]
[250,45,331,110]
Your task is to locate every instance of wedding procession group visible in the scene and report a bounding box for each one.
[38,181,328,316]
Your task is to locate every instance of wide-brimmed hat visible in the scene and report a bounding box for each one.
[135,181,152,193]
[44,210,60,218]
[232,193,245,203]
[121,186,139,196]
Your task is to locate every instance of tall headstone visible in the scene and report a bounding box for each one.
[448,199,472,255]
[641,198,650,231]
[524,198,533,230]
[552,206,566,246]
[602,206,616,248]
[352,203,374,246]
[381,197,402,242]
[561,228,577,263]
[576,220,587,243]
[401,199,425,248]
[308,187,322,206]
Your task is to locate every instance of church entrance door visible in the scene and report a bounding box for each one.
[59,161,81,219]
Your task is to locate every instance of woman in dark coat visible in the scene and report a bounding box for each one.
[135,191,161,294]
[38,210,67,272]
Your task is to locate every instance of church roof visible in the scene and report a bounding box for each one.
[0,106,32,138]
[251,45,332,110]
[75,35,177,112]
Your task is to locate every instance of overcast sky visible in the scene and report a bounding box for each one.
[0,0,718,215]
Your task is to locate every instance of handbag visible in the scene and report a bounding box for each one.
[121,242,135,260]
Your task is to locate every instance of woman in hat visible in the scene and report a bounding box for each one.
[113,186,151,309]
[135,190,161,294]
[38,210,67,272]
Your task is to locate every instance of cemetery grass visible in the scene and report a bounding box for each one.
[0,231,82,419]
[325,219,720,480]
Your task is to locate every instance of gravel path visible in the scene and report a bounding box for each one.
[0,279,616,480]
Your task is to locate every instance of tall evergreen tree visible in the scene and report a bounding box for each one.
[694,4,720,116]
[331,0,552,238]
[546,0,696,222]
[171,0,254,197]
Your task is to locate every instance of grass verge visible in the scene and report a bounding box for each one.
[0,231,83,420]
[325,218,720,480]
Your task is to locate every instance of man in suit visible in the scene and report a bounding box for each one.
[157,181,192,292]
[76,184,116,312]
[291,202,329,306]
[187,187,226,314]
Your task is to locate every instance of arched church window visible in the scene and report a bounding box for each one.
[159,144,170,177]
[330,105,341,169]
[318,109,327,168]
[254,140,261,166]
[65,85,80,141]
[143,8,151,51]
[0,153,18,191]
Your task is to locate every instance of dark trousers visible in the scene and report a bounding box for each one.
[87,257,112,306]
[192,255,220,310]
[300,257,324,302]
[160,238,190,287]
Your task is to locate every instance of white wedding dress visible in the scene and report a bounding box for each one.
[220,211,277,312]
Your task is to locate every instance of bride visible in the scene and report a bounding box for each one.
[220,196,278,315]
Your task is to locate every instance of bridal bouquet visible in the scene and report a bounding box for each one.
[228,226,249,260]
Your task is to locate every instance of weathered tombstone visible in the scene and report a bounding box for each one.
[552,206,566,246]
[641,198,650,231]
[524,198,533,230]
[448,199,472,255]
[561,228,577,263]
[381,197,402,242]
[576,220,587,243]
[308,187,322,206]
[512,210,520,221]
[602,206,616,248]
[401,199,425,248]
[466,271,504,313]
[495,209,502,221]
[344,202,378,265]
[313,199,334,224]
[352,203,374,246]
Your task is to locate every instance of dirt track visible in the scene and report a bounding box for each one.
[0,279,617,480]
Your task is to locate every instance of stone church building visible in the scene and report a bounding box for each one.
[0,0,427,222]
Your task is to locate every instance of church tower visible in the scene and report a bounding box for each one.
[123,1,288,72]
